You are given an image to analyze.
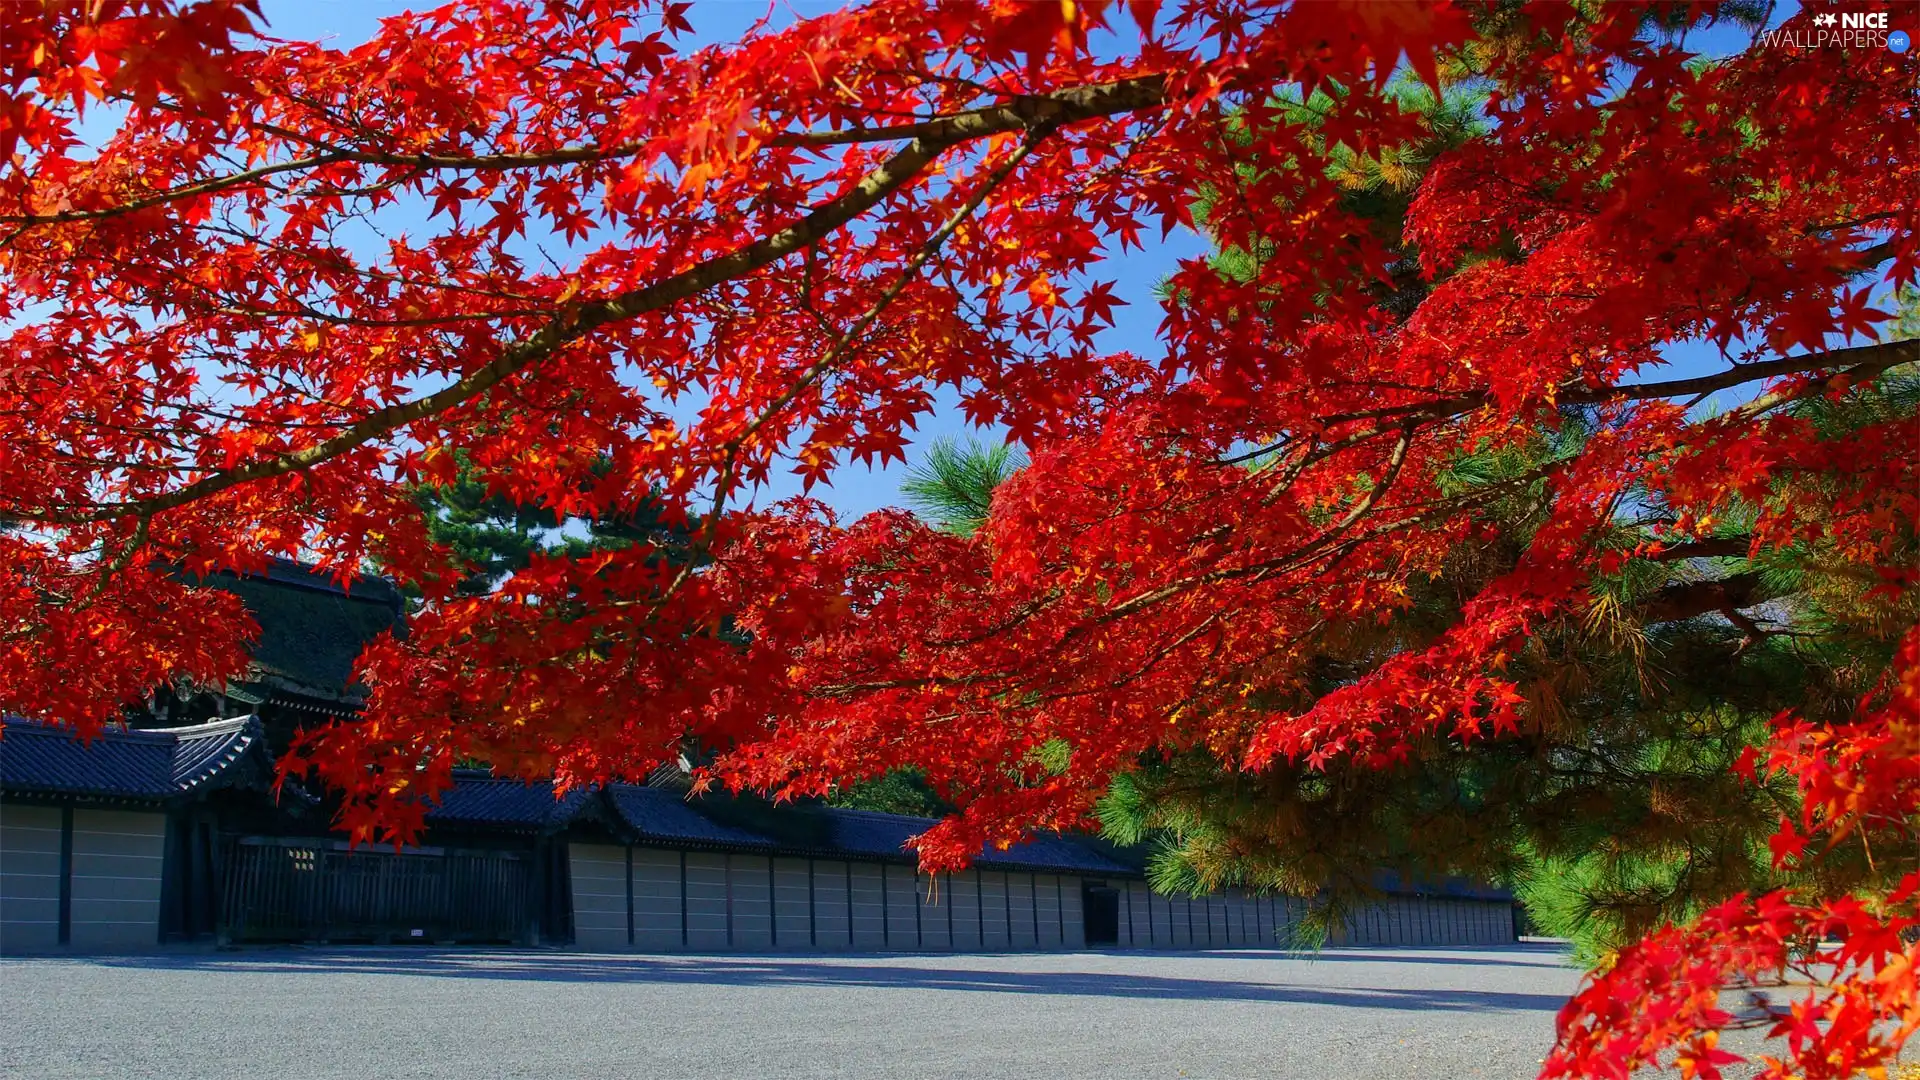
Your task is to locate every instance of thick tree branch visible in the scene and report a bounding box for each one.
[1563,338,1918,407]
[1647,537,1753,561]
[2,77,1168,228]
[11,77,1170,527]
[1217,339,1916,470]
[1637,572,1766,624]
[767,79,1163,147]
[1100,425,1416,626]
[654,126,1054,610]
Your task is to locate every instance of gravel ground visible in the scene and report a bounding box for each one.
[0,944,1580,1080]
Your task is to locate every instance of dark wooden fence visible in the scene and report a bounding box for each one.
[220,838,534,944]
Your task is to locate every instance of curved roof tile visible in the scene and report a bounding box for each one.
[425,772,593,831]
[1,716,264,802]
[594,787,1133,875]
[606,785,781,848]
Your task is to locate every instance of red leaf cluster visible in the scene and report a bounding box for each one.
[1,2,1916,1075]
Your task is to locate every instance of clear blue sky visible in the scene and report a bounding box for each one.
[252,1,1208,519]
[245,1,1816,519]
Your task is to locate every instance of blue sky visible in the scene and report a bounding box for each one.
[239,1,1818,520]
[245,0,1216,518]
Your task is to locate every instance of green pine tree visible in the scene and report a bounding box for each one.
[402,450,686,598]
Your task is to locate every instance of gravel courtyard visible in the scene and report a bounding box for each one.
[0,944,1579,1080]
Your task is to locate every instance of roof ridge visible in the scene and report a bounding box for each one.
[170,721,261,790]
[253,556,401,601]
[159,715,255,740]
[449,771,553,786]
[1,717,177,745]
[3,715,268,802]
[827,806,939,825]
[610,781,688,796]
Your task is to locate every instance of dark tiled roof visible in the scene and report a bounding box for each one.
[606,785,783,848]
[196,558,404,704]
[823,808,1134,875]
[981,831,1136,875]
[0,716,265,802]
[1373,870,1513,902]
[426,772,593,831]
[587,785,1133,875]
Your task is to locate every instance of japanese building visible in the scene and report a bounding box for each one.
[1,561,1519,954]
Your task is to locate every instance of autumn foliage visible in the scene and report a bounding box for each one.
[1,1,1915,1076]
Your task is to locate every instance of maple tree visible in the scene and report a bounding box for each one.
[398,448,686,597]
[1,1,1915,1077]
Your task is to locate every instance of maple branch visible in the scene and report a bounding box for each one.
[1646,537,1753,561]
[723,126,1056,456]
[0,144,651,228]
[1100,425,1416,627]
[769,79,1162,147]
[1218,339,1920,474]
[5,77,1169,231]
[73,514,151,609]
[8,77,1171,528]
[1564,338,1919,407]
[1111,611,1225,689]
[1637,572,1766,624]
[1214,340,1912,473]
[1,155,349,228]
[658,125,1056,610]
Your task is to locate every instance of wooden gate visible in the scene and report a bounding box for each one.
[220,838,535,944]
[1081,882,1121,946]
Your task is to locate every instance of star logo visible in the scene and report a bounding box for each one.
[1813,12,1837,25]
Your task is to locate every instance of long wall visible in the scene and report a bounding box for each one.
[571,844,1088,952]
[1,804,167,953]
[569,843,1515,952]
[1108,881,1512,948]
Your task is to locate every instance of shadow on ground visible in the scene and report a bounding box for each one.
[1187,944,1569,967]
[64,947,1572,1013]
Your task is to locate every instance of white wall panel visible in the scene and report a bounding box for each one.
[1124,882,1152,946]
[812,860,851,948]
[978,872,1010,949]
[772,858,812,950]
[567,843,627,950]
[1034,875,1063,949]
[629,848,682,950]
[0,805,64,953]
[1179,894,1202,946]
[1006,873,1036,949]
[883,865,921,950]
[918,873,952,951]
[728,855,774,950]
[683,853,728,950]
[948,870,982,951]
[1061,877,1085,950]
[848,863,886,949]
[69,809,163,950]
